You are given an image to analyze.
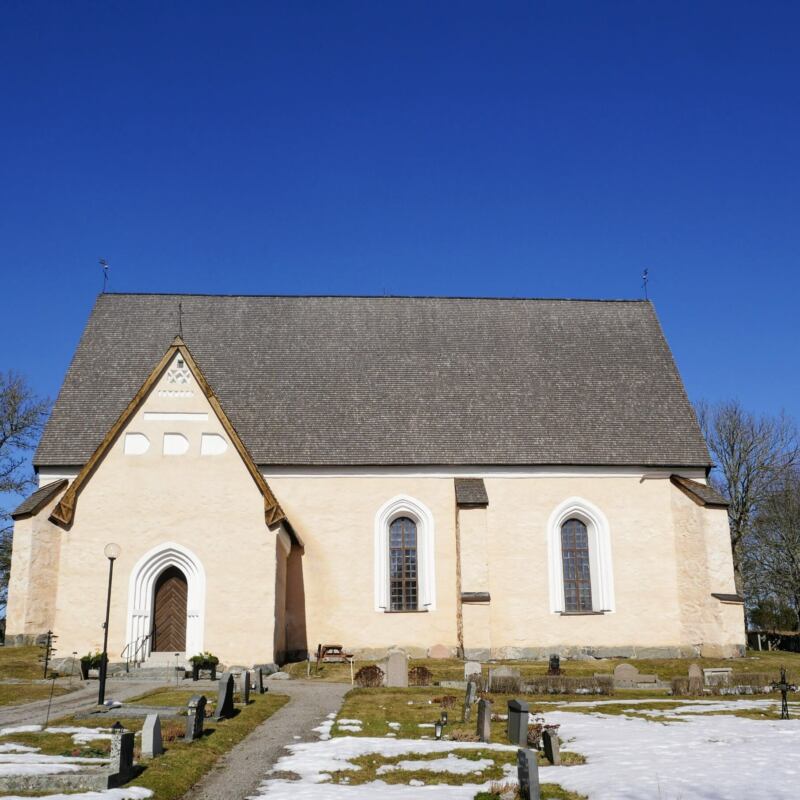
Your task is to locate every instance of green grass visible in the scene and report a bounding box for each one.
[126,688,209,708]
[0,645,51,680]
[0,683,72,706]
[283,648,800,684]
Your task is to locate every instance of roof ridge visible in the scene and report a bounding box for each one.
[99,292,651,303]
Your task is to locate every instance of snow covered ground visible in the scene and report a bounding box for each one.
[249,698,800,800]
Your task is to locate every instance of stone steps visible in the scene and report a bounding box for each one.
[109,667,187,681]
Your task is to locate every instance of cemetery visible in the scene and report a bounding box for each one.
[0,646,799,798]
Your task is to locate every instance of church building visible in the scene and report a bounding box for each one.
[6,294,745,667]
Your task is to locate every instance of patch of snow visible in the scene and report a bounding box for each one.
[337,719,362,725]
[539,710,800,799]
[337,725,362,733]
[0,744,39,753]
[250,736,516,799]
[387,722,401,730]
[0,725,43,736]
[417,723,434,728]
[313,719,334,740]
[0,789,152,800]
[377,755,495,775]
[45,726,115,744]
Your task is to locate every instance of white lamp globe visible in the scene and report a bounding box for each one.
[104,542,121,560]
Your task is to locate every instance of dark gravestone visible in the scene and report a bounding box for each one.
[542,728,561,765]
[255,667,266,694]
[517,747,541,800]
[463,680,478,723]
[240,670,251,705]
[215,672,235,720]
[185,695,207,741]
[477,697,492,743]
[507,699,530,746]
[108,727,135,787]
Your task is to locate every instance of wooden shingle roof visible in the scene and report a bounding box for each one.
[35,294,711,468]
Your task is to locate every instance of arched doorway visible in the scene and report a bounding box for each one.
[151,566,188,652]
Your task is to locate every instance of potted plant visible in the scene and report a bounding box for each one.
[80,651,103,680]
[189,652,220,681]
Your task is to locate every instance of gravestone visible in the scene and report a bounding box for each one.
[703,667,733,688]
[542,728,561,766]
[507,699,530,746]
[613,663,640,688]
[688,663,704,694]
[464,661,482,680]
[384,649,408,688]
[462,680,478,722]
[516,747,541,800]
[142,714,163,758]
[240,670,251,705]
[254,667,266,694]
[427,644,450,659]
[215,672,235,720]
[185,695,207,741]
[489,666,521,691]
[477,698,492,742]
[108,726,135,787]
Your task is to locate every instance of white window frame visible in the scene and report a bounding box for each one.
[374,495,436,612]
[547,496,615,613]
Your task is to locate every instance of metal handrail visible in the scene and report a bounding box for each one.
[121,633,152,672]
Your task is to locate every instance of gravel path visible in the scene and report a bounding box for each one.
[190,680,350,800]
[0,678,171,727]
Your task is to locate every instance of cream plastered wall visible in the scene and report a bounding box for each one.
[6,492,65,638]
[267,477,459,657]
[46,355,281,666]
[268,472,744,658]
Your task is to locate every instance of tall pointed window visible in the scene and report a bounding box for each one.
[389,516,418,611]
[561,518,592,612]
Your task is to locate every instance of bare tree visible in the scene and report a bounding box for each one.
[742,468,800,630]
[696,400,799,594]
[0,371,50,615]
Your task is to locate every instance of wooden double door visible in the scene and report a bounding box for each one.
[151,566,188,652]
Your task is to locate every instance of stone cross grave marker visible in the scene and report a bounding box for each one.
[215,672,235,720]
[108,725,135,787]
[240,670,251,705]
[517,747,541,800]
[186,695,207,741]
[142,714,163,758]
[385,649,408,688]
[507,699,530,746]
[463,680,478,723]
[476,697,492,743]
[464,661,482,680]
[542,727,561,766]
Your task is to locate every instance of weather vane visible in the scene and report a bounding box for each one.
[642,268,649,300]
[99,259,110,293]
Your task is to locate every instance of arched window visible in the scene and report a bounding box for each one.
[374,495,436,612]
[389,517,418,611]
[547,497,615,614]
[561,518,592,612]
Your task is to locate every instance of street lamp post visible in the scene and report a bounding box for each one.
[98,542,121,706]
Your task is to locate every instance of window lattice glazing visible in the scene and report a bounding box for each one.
[389,516,418,611]
[561,518,592,612]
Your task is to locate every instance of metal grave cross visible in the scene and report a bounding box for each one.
[771,666,797,720]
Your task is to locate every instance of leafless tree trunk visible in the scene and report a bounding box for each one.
[696,400,799,595]
[0,371,50,616]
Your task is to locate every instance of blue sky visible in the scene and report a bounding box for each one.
[1,1,798,429]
